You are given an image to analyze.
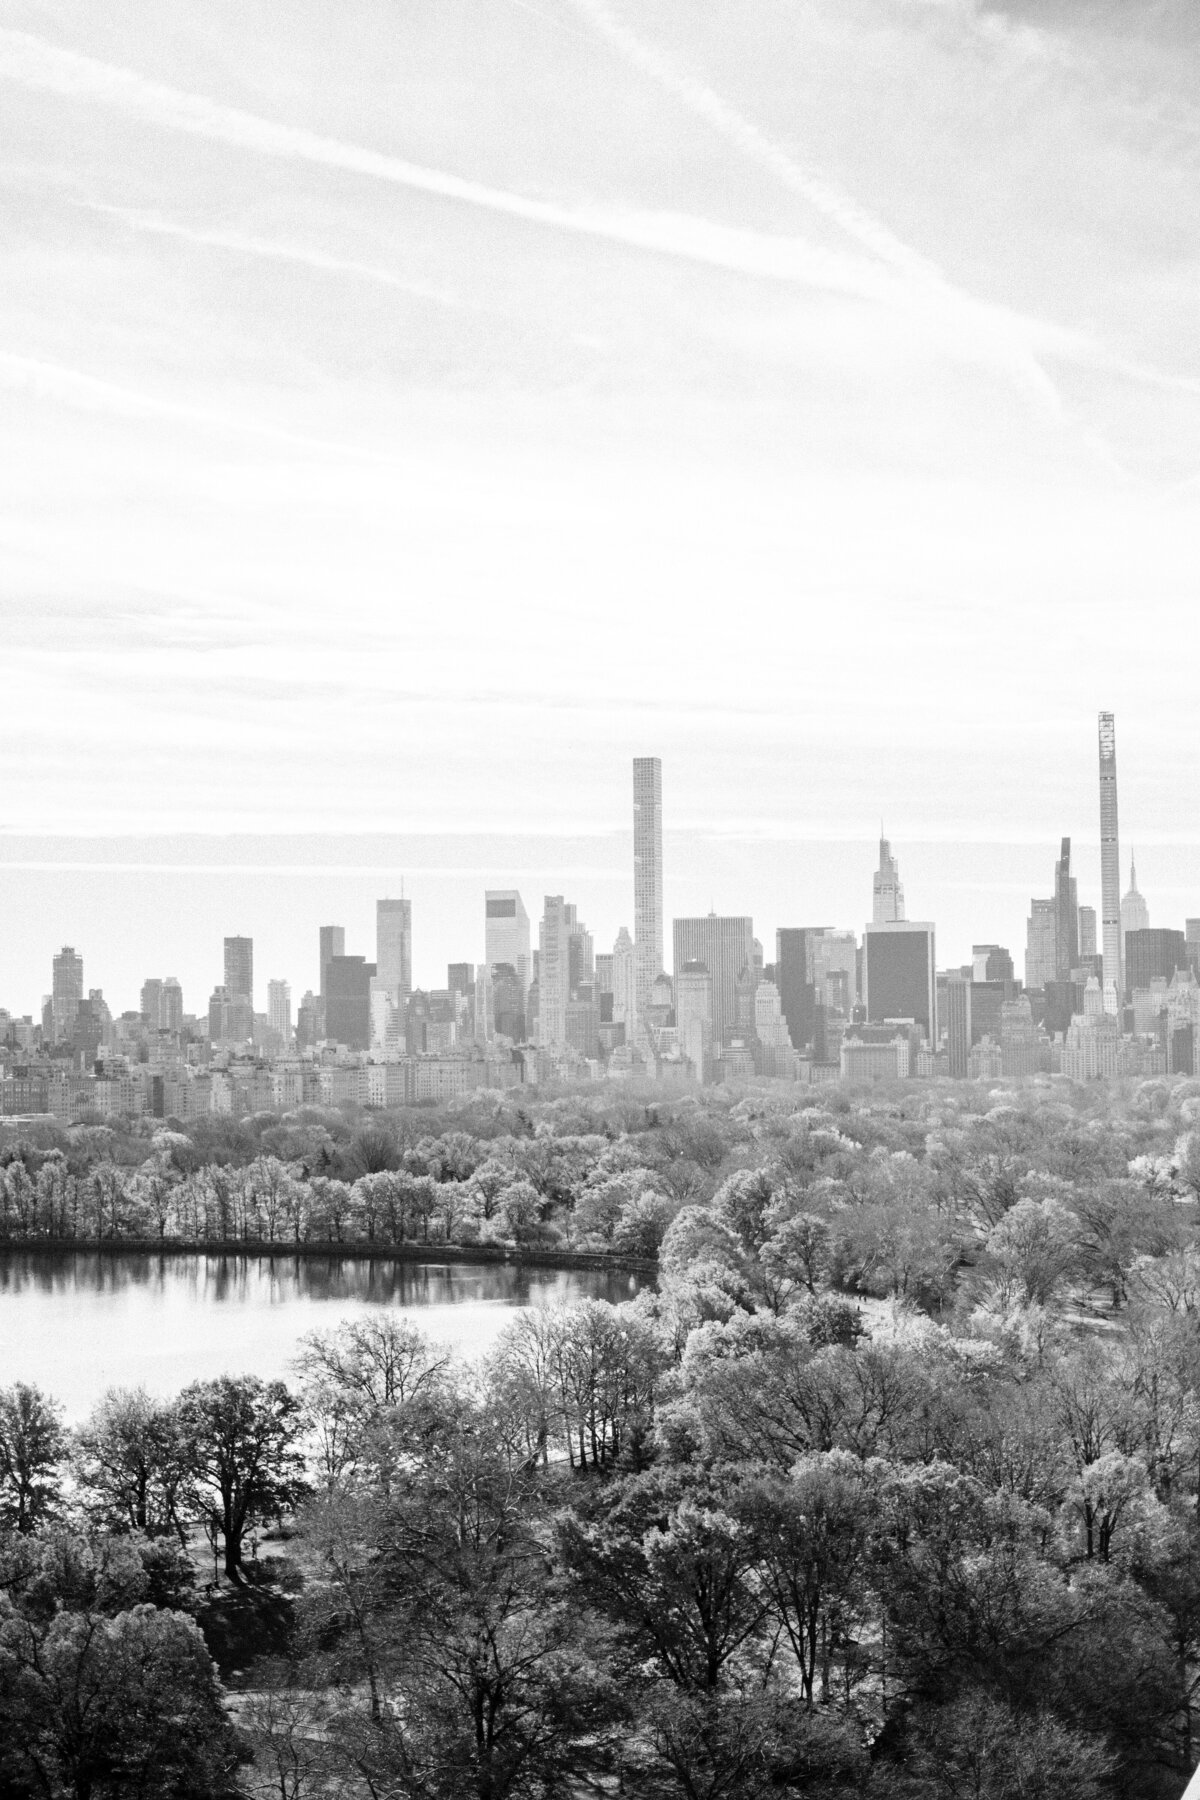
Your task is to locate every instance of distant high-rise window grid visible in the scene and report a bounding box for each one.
[673,916,753,1048]
[223,937,253,1007]
[267,979,292,1038]
[485,892,531,1040]
[376,899,412,1007]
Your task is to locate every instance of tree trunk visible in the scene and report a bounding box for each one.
[223,1527,244,1582]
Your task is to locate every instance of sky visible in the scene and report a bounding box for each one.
[3,0,1200,1014]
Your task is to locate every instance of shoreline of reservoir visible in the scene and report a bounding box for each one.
[0,1238,657,1276]
[0,1250,652,1418]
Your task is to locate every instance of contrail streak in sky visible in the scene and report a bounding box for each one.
[0,24,1088,397]
[563,0,1074,410]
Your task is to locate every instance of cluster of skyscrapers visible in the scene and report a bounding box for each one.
[2,717,1198,1121]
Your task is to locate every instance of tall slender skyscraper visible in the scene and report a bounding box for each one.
[945,973,971,1078]
[872,835,905,924]
[633,757,663,1026]
[538,896,572,1050]
[1098,712,1121,1011]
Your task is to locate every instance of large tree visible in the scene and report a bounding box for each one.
[0,1601,243,1800]
[741,1452,874,1709]
[73,1387,189,1542]
[176,1375,308,1582]
[0,1381,67,1534]
[302,1408,620,1798]
[295,1316,458,1490]
[560,1465,769,1693]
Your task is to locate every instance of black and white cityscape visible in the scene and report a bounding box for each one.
[3,715,1198,1122]
[8,4,1200,1798]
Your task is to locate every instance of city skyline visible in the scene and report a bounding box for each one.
[7,716,1200,1033]
[5,9,1200,1790]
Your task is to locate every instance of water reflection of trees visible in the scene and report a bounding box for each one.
[0,1251,646,1314]
[0,1252,170,1298]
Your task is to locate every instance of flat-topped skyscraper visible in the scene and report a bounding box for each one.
[376,898,412,1006]
[318,925,344,998]
[538,896,573,1050]
[51,946,84,1043]
[633,757,664,1029]
[863,920,937,1041]
[673,914,753,1049]
[1053,837,1078,982]
[1078,908,1097,962]
[485,891,530,996]
[1098,712,1121,1011]
[326,955,375,1051]
[223,936,253,1007]
[267,979,292,1041]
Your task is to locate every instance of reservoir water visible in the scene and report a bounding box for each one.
[0,1251,649,1419]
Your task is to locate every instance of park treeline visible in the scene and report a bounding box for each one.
[8,1077,1200,1793]
[3,1077,1200,1297]
[5,1279,1200,1793]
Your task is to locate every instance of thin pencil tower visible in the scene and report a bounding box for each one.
[633,757,664,1033]
[1098,711,1121,1012]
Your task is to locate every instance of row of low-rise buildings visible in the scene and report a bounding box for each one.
[0,1044,524,1124]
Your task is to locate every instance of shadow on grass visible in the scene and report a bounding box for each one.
[198,1561,299,1684]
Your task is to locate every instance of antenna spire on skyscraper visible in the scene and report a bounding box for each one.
[872,832,905,925]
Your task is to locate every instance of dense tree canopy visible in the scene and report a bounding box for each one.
[11,1077,1200,1792]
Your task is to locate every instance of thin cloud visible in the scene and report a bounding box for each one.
[561,0,1082,408]
[899,0,1059,63]
[0,349,386,459]
[504,0,594,41]
[0,24,1086,370]
[79,203,465,309]
[0,27,929,311]
[8,22,1194,443]
[0,860,632,879]
[566,0,948,286]
[565,0,1200,418]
